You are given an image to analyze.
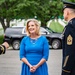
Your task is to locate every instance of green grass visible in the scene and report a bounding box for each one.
[49,21,64,33]
[0,28,3,30]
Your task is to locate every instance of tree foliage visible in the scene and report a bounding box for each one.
[0,0,64,31]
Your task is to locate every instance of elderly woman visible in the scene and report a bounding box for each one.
[20,19,49,75]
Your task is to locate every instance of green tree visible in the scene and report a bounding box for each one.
[0,0,20,31]
[0,0,63,31]
[31,0,63,26]
[0,0,38,31]
[49,0,63,19]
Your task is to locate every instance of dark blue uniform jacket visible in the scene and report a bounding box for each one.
[62,18,75,75]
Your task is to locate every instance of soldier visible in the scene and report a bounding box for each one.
[0,42,9,55]
[61,1,75,75]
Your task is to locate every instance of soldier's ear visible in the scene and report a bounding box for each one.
[66,9,70,16]
[64,9,68,16]
[67,9,73,15]
[67,11,69,16]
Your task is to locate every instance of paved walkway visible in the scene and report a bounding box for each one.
[0,49,62,75]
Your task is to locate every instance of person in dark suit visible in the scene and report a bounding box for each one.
[61,1,75,75]
[0,42,9,55]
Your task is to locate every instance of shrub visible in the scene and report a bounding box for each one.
[0,35,4,44]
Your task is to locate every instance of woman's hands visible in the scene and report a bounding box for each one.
[29,58,46,73]
[29,65,38,73]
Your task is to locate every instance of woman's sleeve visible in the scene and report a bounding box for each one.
[20,38,25,60]
[42,36,49,61]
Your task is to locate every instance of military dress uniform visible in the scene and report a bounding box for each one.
[62,18,75,75]
[0,45,6,55]
[61,1,75,75]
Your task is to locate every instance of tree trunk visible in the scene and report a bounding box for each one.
[41,20,48,27]
[0,17,10,32]
[6,18,10,28]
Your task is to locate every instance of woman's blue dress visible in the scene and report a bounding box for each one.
[20,36,49,75]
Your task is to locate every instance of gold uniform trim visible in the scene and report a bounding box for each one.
[0,45,4,54]
[63,55,69,67]
[67,35,73,45]
[62,69,71,73]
